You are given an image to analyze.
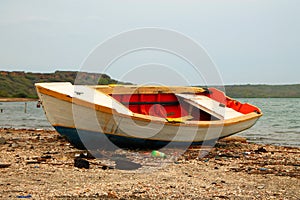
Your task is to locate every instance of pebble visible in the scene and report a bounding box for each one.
[10,143,19,148]
[258,167,268,171]
[243,152,251,155]
[0,163,11,168]
[26,160,41,164]
[74,158,90,169]
[40,155,52,159]
[0,137,6,145]
[255,147,268,154]
[257,185,265,189]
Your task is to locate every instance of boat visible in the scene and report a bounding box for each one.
[35,82,262,149]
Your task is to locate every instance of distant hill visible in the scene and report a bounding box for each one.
[224,84,300,98]
[0,71,299,98]
[0,71,125,98]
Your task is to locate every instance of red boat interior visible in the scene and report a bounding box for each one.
[207,88,261,115]
[110,88,260,121]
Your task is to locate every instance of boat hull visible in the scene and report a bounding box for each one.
[53,126,236,149]
[38,90,260,149]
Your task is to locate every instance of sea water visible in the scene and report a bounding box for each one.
[237,98,300,147]
[0,99,299,147]
[0,101,52,130]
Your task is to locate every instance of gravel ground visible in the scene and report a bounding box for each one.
[0,128,299,199]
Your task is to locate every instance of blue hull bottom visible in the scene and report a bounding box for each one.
[54,126,217,150]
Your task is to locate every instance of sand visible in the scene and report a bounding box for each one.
[0,128,299,199]
[0,98,37,102]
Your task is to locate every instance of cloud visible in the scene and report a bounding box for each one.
[0,15,53,26]
[84,15,103,22]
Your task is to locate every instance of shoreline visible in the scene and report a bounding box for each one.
[0,98,38,102]
[0,127,299,149]
[0,128,299,199]
[1,127,299,148]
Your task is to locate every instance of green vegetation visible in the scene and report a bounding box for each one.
[0,71,126,98]
[224,84,300,98]
[0,71,299,98]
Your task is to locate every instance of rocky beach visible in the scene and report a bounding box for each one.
[0,128,299,199]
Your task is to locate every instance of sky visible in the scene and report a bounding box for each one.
[0,0,299,85]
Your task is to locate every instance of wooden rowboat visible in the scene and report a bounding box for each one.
[35,82,262,149]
